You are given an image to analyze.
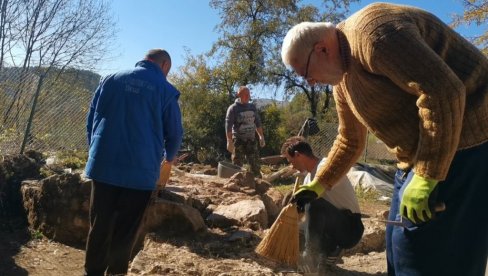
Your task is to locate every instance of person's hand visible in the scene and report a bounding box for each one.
[226,139,235,153]
[400,174,439,224]
[291,179,325,212]
[259,136,265,148]
[157,160,172,188]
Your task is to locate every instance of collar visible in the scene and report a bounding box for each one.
[336,27,351,72]
[134,60,165,78]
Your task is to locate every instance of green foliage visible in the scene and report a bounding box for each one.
[258,103,286,156]
[57,150,88,169]
[210,0,299,86]
[39,167,54,178]
[279,92,338,138]
[166,0,357,163]
[273,183,294,195]
[172,54,231,164]
[452,0,488,55]
[30,229,44,240]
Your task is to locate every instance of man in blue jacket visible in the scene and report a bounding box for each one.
[84,49,183,276]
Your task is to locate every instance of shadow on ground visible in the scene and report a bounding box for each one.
[0,218,30,276]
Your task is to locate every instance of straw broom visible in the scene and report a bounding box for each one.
[255,176,301,267]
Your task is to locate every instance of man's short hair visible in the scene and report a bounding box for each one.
[236,85,250,97]
[281,136,314,158]
[145,49,171,64]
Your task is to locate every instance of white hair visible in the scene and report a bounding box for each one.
[281,22,336,67]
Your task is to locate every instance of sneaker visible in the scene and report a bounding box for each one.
[325,247,343,266]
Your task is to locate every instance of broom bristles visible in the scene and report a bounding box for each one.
[255,203,299,266]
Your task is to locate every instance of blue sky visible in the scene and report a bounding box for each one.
[100,0,483,81]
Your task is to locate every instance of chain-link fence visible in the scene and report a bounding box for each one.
[0,68,98,155]
[300,119,396,165]
[0,68,396,165]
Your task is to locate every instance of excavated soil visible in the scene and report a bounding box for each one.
[0,170,389,276]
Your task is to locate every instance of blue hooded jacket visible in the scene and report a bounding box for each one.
[85,60,183,190]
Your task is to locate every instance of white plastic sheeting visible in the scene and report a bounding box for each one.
[347,163,395,200]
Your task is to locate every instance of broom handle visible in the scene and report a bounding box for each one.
[292,175,302,194]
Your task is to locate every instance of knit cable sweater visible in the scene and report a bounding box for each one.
[316,3,488,189]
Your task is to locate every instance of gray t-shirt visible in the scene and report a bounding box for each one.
[225,99,261,141]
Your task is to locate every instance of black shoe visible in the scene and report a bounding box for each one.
[325,247,343,266]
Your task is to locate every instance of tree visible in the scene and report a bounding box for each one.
[210,0,299,90]
[173,1,360,159]
[0,0,21,69]
[172,53,231,164]
[0,0,116,153]
[210,0,358,118]
[452,0,488,55]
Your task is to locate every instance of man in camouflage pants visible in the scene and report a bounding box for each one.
[225,86,265,176]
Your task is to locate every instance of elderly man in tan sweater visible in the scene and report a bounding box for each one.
[282,3,488,276]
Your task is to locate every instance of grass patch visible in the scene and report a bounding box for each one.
[30,229,44,240]
[272,183,294,195]
[355,185,382,202]
[57,150,88,169]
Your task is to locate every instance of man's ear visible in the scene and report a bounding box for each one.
[162,61,171,76]
[314,40,327,54]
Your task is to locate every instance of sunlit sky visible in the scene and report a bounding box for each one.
[99,0,484,97]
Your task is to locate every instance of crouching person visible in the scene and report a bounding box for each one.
[281,136,363,273]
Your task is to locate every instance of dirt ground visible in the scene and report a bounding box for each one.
[0,168,390,276]
[0,200,389,276]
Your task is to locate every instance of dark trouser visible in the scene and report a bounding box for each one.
[84,181,152,276]
[305,198,364,258]
[232,138,261,176]
[386,142,488,276]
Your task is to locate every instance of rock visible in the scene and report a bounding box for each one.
[260,189,283,226]
[1,152,43,220]
[206,199,268,229]
[223,182,240,192]
[21,173,91,247]
[226,229,253,242]
[345,221,386,255]
[228,171,255,189]
[254,178,271,194]
[141,198,206,234]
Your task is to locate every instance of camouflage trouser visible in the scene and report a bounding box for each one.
[232,138,261,176]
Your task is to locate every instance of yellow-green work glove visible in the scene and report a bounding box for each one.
[291,179,325,212]
[400,174,439,224]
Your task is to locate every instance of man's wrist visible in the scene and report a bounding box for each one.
[306,179,325,196]
[411,174,439,188]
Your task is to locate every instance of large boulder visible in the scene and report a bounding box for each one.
[1,151,43,222]
[141,198,206,234]
[259,188,284,226]
[206,199,268,230]
[21,173,91,247]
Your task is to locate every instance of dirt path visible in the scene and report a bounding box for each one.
[1,232,386,276]
[1,198,389,276]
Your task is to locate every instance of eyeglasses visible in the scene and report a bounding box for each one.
[303,48,314,80]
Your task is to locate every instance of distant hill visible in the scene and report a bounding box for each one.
[0,67,101,95]
[252,98,288,109]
